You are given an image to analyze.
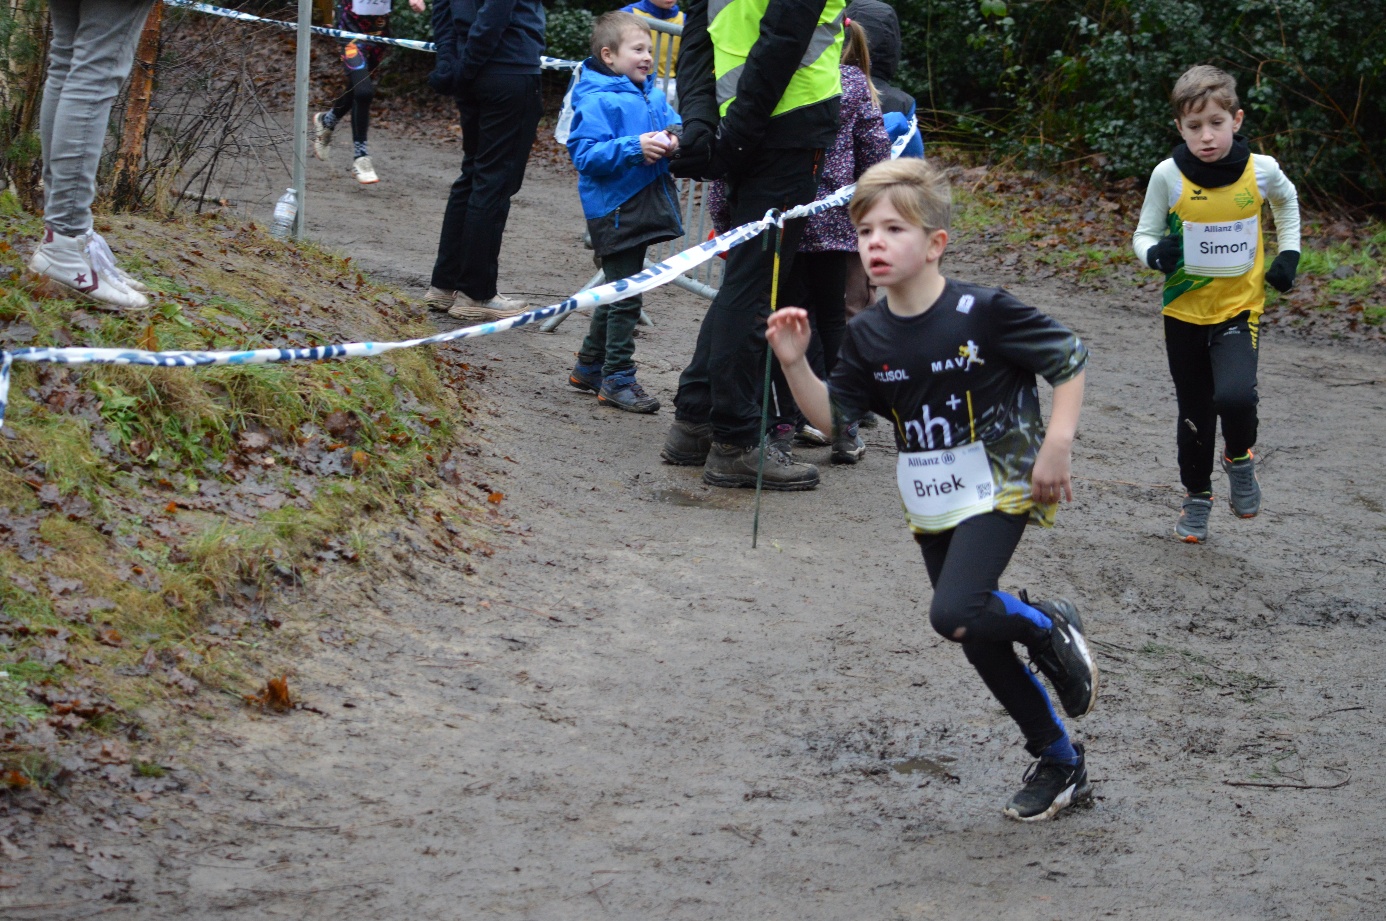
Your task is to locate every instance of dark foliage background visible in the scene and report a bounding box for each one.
[883,0,1385,209]
[529,0,1386,211]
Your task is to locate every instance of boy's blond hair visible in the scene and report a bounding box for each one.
[848,159,951,232]
[1171,65,1239,121]
[591,11,648,59]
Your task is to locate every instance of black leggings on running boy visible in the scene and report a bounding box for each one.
[916,510,1068,756]
[1164,311,1259,495]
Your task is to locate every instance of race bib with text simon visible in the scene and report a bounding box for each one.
[1182,217,1258,278]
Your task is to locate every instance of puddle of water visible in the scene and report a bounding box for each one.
[889,755,959,781]
[648,487,742,510]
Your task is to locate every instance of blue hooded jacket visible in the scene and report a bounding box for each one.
[566,60,682,220]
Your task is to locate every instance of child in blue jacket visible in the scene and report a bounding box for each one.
[565,11,683,414]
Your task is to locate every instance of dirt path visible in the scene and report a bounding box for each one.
[8,124,1386,920]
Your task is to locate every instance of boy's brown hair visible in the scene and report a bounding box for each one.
[591,11,648,59]
[1171,65,1239,121]
[848,158,952,232]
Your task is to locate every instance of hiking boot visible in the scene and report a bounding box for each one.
[661,420,713,465]
[568,361,603,394]
[1003,743,1092,822]
[768,423,795,456]
[794,423,830,447]
[831,422,866,464]
[1175,494,1213,543]
[448,293,529,323]
[353,155,378,184]
[1221,451,1261,518]
[598,372,660,413]
[1025,595,1098,719]
[702,441,820,491]
[424,286,455,312]
[313,112,334,161]
[86,231,151,293]
[29,228,148,311]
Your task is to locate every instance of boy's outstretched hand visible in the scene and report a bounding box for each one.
[766,307,811,366]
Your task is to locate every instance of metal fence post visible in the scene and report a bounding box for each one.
[291,0,312,239]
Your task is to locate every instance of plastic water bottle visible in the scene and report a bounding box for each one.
[271,188,298,239]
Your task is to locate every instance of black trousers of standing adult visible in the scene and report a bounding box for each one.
[916,511,1065,756]
[672,146,821,448]
[1164,310,1259,495]
[769,249,849,427]
[430,71,542,301]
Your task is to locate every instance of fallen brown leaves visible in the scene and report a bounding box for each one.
[244,675,294,712]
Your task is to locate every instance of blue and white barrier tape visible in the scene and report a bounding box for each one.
[162,0,581,71]
[0,215,777,427]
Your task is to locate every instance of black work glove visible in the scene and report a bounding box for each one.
[670,120,717,180]
[1265,250,1300,293]
[1146,234,1182,274]
[427,63,456,95]
[709,118,755,181]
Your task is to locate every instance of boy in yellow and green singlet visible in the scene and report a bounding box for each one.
[1132,65,1301,543]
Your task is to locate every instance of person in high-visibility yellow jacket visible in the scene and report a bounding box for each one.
[662,0,845,489]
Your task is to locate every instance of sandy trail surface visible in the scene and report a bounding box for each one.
[7,122,1386,920]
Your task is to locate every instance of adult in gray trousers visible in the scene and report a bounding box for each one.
[28,0,157,311]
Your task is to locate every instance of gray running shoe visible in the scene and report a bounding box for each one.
[702,441,820,491]
[448,293,528,323]
[794,423,830,446]
[1176,494,1213,543]
[1221,451,1261,518]
[598,375,660,413]
[768,423,795,457]
[661,420,713,465]
[831,422,865,464]
[1003,743,1092,822]
[313,112,333,161]
[1026,596,1098,719]
[424,286,456,312]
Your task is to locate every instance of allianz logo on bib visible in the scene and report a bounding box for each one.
[906,450,957,468]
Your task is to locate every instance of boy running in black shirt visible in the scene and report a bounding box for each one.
[767,158,1098,821]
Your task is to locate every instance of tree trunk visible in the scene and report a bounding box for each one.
[1,0,49,211]
[111,1,162,211]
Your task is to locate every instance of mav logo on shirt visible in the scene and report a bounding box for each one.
[931,340,986,373]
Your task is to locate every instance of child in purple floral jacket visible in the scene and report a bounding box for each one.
[708,19,892,463]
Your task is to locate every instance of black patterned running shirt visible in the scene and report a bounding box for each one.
[828,280,1088,528]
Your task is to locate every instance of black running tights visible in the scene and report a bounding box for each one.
[915,511,1065,756]
[1164,311,1259,495]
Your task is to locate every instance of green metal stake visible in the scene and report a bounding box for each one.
[752,216,784,549]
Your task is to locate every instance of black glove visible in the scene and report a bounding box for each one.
[709,119,756,181]
[670,121,717,180]
[427,64,456,95]
[1265,250,1300,293]
[1146,234,1182,274]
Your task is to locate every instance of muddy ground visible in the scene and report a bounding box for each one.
[6,112,1386,919]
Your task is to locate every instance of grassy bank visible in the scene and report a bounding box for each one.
[0,198,491,789]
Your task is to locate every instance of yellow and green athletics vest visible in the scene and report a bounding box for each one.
[708,0,844,118]
[1163,157,1266,326]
